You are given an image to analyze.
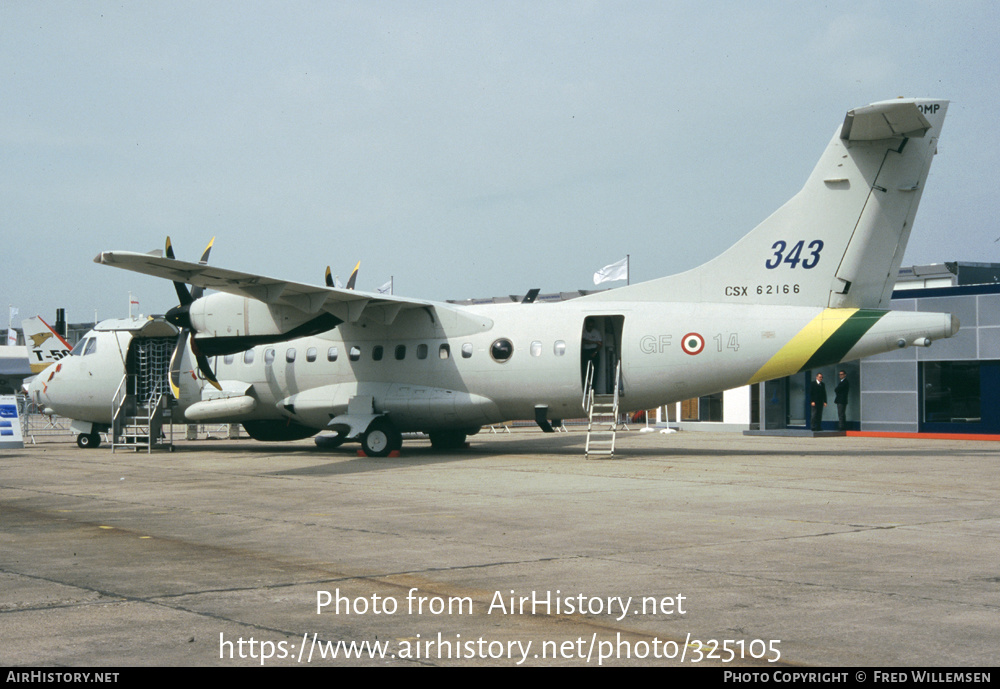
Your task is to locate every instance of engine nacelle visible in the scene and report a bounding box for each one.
[188,293,342,356]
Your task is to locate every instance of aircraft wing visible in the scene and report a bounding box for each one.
[94,250,488,331]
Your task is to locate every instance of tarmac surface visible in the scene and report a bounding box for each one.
[2,428,997,667]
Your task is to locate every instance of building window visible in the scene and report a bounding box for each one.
[681,393,723,422]
[923,362,980,424]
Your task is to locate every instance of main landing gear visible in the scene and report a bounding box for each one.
[76,432,102,449]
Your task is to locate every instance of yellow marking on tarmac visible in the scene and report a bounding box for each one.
[748,308,858,384]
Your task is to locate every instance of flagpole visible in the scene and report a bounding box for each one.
[627,254,630,285]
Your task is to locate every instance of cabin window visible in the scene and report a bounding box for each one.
[462,343,473,359]
[350,346,361,361]
[224,354,235,365]
[490,339,513,363]
[395,345,406,360]
[264,348,275,365]
[328,347,338,362]
[286,348,296,363]
[554,340,566,356]
[244,349,255,365]
[372,345,383,361]
[439,344,450,360]
[417,344,428,360]
[306,347,317,362]
[530,341,542,357]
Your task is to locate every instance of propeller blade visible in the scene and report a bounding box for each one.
[166,236,194,306]
[190,338,222,391]
[346,261,360,290]
[325,266,334,288]
[190,237,215,300]
[168,329,189,398]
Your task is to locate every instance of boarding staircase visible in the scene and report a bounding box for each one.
[111,338,174,452]
[584,360,622,458]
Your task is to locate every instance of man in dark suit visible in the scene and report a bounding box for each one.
[810,373,827,431]
[834,370,850,431]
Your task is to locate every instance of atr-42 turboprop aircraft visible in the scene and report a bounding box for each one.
[32,98,957,455]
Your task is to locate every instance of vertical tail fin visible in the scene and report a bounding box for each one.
[22,316,73,374]
[584,98,948,307]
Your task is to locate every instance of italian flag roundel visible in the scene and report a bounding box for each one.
[681,332,705,355]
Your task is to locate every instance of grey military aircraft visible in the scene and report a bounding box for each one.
[31,98,957,454]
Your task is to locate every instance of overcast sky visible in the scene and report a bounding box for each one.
[3,1,999,326]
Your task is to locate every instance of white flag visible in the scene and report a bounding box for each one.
[593,257,628,285]
[7,307,17,345]
[377,279,393,295]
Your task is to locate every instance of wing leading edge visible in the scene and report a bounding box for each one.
[94,250,492,334]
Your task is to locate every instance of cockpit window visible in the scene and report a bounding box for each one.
[71,337,90,356]
[83,338,97,356]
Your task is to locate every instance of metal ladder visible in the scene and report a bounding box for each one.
[111,337,174,452]
[584,360,621,458]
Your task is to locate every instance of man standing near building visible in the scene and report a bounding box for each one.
[810,372,827,431]
[835,370,850,431]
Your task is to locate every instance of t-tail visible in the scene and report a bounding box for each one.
[585,98,949,309]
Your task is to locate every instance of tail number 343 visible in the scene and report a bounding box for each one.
[765,240,823,269]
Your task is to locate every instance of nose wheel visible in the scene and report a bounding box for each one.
[361,418,401,457]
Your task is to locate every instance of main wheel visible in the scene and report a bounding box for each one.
[362,418,401,457]
[428,430,467,450]
[314,431,347,449]
[76,432,101,449]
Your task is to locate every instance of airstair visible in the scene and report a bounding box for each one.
[584,360,621,458]
[111,337,174,452]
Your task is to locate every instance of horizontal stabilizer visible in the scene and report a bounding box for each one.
[841,100,932,141]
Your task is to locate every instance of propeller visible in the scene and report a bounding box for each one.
[164,236,222,396]
[325,261,360,290]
